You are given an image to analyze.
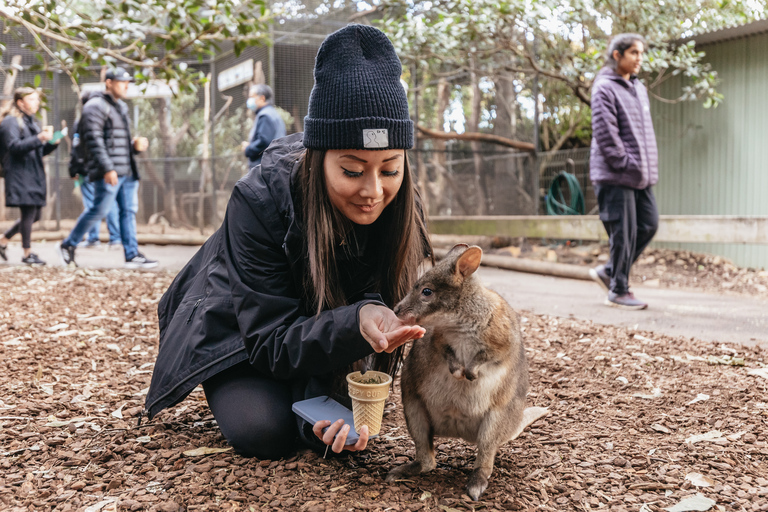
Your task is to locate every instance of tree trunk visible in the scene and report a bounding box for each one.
[156,97,179,225]
[468,60,488,215]
[1,56,23,222]
[198,76,212,234]
[427,77,452,215]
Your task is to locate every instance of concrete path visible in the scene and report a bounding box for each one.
[480,266,768,348]
[7,241,767,348]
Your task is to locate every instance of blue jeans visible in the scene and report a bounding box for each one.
[64,175,140,261]
[80,179,120,244]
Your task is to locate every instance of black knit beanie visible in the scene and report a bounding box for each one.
[303,24,414,150]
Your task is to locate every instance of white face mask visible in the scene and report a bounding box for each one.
[246,97,258,111]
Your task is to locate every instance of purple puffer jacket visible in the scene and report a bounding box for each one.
[589,67,658,189]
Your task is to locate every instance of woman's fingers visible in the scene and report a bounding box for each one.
[331,423,350,453]
[382,325,426,352]
[312,419,332,440]
[351,425,369,451]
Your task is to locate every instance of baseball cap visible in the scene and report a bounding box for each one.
[105,67,135,82]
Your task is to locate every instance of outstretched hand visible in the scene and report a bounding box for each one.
[359,304,425,354]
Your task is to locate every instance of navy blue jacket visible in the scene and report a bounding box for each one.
[145,133,383,420]
[0,113,58,207]
[245,104,286,167]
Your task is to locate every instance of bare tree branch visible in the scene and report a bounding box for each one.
[417,125,535,153]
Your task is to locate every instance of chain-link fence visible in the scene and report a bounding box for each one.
[413,145,594,217]
[2,13,594,236]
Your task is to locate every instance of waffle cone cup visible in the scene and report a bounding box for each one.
[346,371,392,436]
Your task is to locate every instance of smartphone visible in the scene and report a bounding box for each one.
[292,396,375,446]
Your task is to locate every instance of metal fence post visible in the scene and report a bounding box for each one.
[210,53,218,227]
[53,70,61,230]
[531,35,540,215]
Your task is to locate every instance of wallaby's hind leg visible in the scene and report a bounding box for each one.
[386,400,436,482]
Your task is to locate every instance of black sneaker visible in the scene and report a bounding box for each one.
[125,253,158,269]
[0,244,6,261]
[56,242,77,267]
[588,264,610,292]
[605,291,648,310]
[22,253,46,266]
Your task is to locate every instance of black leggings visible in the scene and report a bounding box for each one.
[202,361,300,459]
[4,205,42,249]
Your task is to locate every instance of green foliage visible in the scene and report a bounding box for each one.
[376,0,765,144]
[0,0,271,93]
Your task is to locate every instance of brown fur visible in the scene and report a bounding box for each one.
[386,245,529,501]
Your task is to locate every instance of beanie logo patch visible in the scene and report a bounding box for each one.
[363,129,389,149]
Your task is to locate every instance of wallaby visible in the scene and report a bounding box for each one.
[386,244,531,501]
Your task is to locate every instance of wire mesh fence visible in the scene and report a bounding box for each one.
[413,145,594,217]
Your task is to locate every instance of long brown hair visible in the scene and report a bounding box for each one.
[0,87,38,122]
[298,147,432,378]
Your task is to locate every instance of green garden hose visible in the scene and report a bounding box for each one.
[546,171,585,215]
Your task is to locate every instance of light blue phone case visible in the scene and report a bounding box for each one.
[293,396,377,445]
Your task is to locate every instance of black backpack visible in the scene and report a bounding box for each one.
[68,97,113,179]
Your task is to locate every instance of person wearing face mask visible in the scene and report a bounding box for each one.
[0,87,61,265]
[242,84,286,168]
[588,33,659,310]
[145,25,431,460]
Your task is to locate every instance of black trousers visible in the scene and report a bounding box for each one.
[595,185,659,295]
[4,205,42,249]
[202,361,305,460]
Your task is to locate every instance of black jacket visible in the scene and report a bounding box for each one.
[145,133,383,420]
[80,92,139,181]
[245,104,287,166]
[0,113,58,207]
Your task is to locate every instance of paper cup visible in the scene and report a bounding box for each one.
[346,371,392,436]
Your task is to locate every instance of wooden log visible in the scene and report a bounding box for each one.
[430,215,768,245]
[433,247,592,281]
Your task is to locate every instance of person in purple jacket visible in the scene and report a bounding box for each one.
[588,34,659,310]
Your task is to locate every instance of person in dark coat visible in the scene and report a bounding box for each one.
[0,87,61,265]
[56,67,156,269]
[243,84,286,167]
[145,24,431,460]
[588,33,659,310]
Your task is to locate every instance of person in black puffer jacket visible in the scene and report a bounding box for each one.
[0,87,61,265]
[56,67,157,269]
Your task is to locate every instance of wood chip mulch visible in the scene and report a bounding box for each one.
[1,267,766,512]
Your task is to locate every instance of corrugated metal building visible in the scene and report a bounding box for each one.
[652,20,768,269]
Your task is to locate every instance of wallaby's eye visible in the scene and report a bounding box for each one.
[421,288,433,297]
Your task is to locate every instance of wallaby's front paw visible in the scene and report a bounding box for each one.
[466,470,489,501]
[386,462,425,482]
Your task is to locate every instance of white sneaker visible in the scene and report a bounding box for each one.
[125,253,158,269]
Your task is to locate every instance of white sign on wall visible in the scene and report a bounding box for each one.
[217,59,254,91]
[81,80,177,99]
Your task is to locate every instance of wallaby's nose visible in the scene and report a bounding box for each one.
[451,367,476,381]
[393,304,402,316]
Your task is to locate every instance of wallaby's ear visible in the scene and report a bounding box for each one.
[446,243,469,258]
[455,246,483,279]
